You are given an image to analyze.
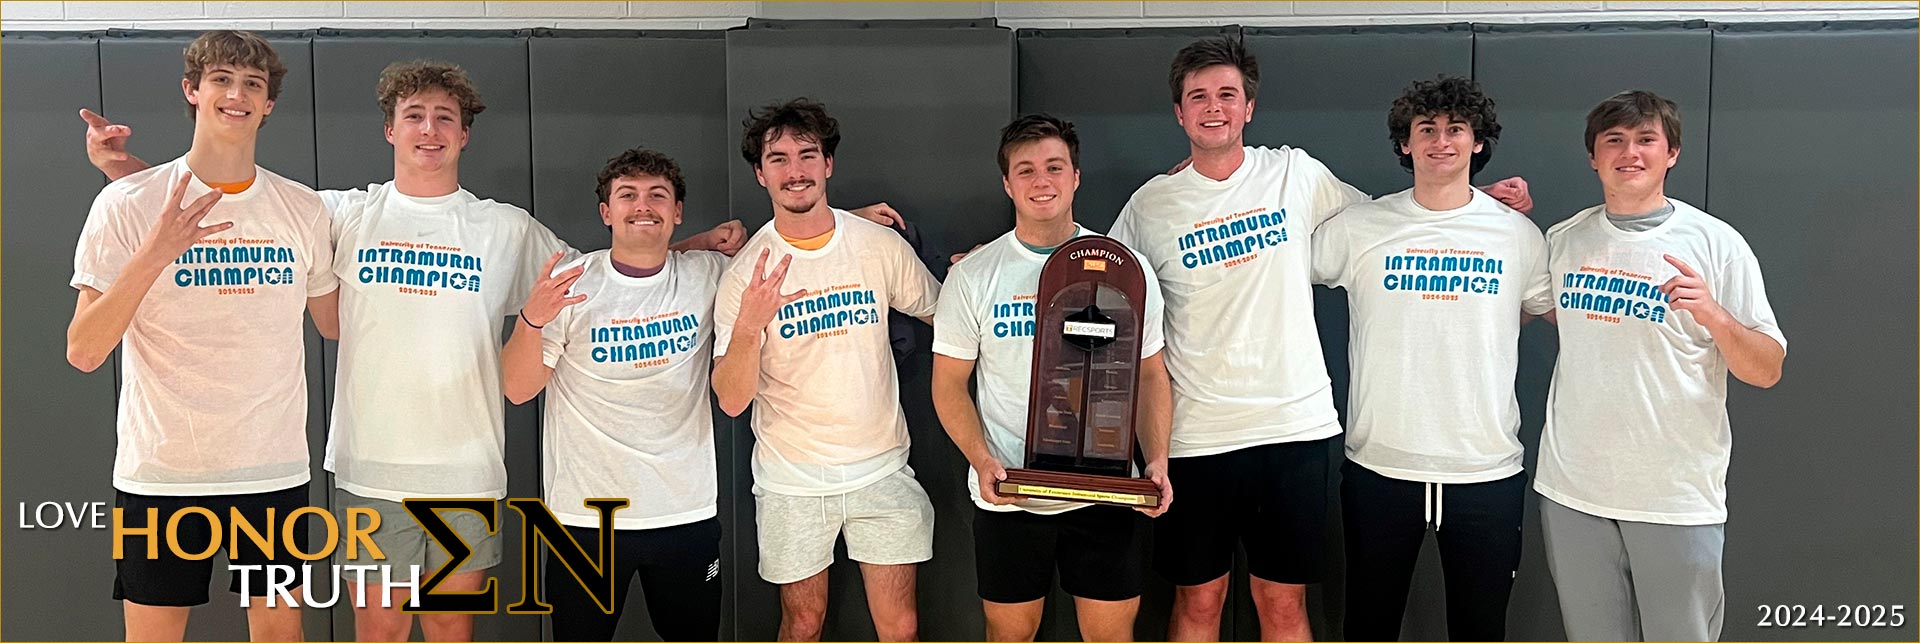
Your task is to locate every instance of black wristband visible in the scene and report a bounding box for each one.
[520,309,544,329]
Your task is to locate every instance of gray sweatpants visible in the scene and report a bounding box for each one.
[1540,497,1726,642]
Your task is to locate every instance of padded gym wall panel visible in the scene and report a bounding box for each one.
[1241,24,1475,643]
[94,32,334,641]
[1474,22,1712,641]
[310,31,541,641]
[725,20,1013,641]
[527,32,730,253]
[0,35,118,643]
[1013,26,1239,640]
[1473,22,1712,227]
[1706,20,1919,642]
[526,31,732,642]
[1015,27,1236,238]
[1242,25,1473,197]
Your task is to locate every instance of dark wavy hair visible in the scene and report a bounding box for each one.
[596,148,685,205]
[1387,75,1500,176]
[740,98,841,168]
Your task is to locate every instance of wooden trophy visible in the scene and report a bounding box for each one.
[997,236,1161,507]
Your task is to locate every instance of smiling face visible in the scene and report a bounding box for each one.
[1590,119,1679,199]
[753,129,833,216]
[600,173,682,250]
[182,64,275,138]
[1002,137,1079,226]
[1401,113,1484,184]
[1174,65,1256,154]
[384,89,469,176]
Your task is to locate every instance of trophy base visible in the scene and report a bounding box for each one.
[997,468,1161,508]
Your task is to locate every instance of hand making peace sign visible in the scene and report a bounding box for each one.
[735,248,808,333]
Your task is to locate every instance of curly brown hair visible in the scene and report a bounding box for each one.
[182,30,287,121]
[1583,90,1682,155]
[596,148,686,205]
[376,61,486,129]
[740,98,841,168]
[1168,37,1258,105]
[1387,75,1501,176]
[997,114,1080,176]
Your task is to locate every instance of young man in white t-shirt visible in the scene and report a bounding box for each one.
[66,31,337,642]
[1109,38,1536,641]
[1310,76,1552,641]
[84,60,744,642]
[500,148,728,641]
[1536,90,1786,642]
[931,114,1174,642]
[711,99,942,642]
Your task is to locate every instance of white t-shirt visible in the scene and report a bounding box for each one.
[1311,188,1553,483]
[1535,199,1786,525]
[713,209,941,496]
[321,183,571,501]
[72,157,337,496]
[1110,146,1368,458]
[933,228,1167,514]
[539,250,727,530]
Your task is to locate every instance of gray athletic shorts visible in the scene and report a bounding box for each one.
[332,488,504,585]
[754,467,935,584]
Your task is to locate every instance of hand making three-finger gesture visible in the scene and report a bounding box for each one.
[137,172,229,263]
[520,252,589,329]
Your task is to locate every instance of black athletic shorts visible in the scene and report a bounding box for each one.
[547,518,724,642]
[972,504,1150,604]
[1153,437,1332,586]
[113,483,313,606]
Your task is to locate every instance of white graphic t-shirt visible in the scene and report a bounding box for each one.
[713,210,941,497]
[1535,199,1786,525]
[72,157,337,495]
[1312,188,1552,483]
[539,250,727,530]
[321,183,571,501]
[1110,146,1368,458]
[933,228,1166,514]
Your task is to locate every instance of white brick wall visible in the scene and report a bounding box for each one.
[2,0,1912,30]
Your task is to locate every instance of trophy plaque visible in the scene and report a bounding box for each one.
[997,236,1161,508]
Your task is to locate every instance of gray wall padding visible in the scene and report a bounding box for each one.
[1,35,120,643]
[1473,22,1713,222]
[1015,27,1235,238]
[1706,21,1919,643]
[1,19,1914,641]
